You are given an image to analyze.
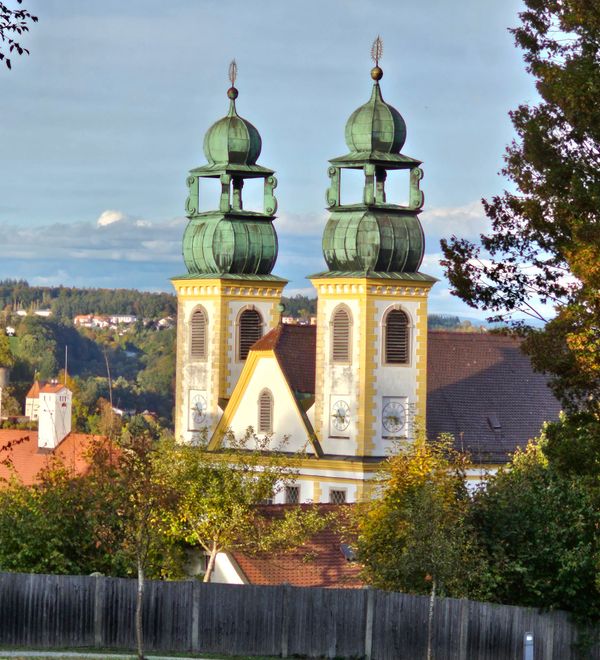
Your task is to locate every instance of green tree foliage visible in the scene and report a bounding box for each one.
[440,1,600,412]
[0,280,176,321]
[0,446,129,575]
[0,332,14,368]
[0,1,37,69]
[356,437,483,598]
[471,441,600,622]
[163,431,326,583]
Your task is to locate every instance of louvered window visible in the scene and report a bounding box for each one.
[258,389,273,433]
[238,309,263,360]
[285,485,300,504]
[190,308,207,360]
[385,309,409,364]
[329,489,347,504]
[332,307,351,363]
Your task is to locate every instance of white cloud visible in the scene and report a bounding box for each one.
[422,200,489,242]
[97,209,129,227]
[276,212,327,237]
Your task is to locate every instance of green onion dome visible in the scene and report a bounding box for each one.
[183,215,278,275]
[323,209,424,273]
[344,82,407,154]
[202,88,262,166]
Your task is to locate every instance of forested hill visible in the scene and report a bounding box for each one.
[0,280,177,320]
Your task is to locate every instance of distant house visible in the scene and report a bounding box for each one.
[15,310,27,317]
[157,316,175,329]
[5,326,15,337]
[109,315,137,325]
[34,309,52,318]
[0,383,105,486]
[73,314,110,329]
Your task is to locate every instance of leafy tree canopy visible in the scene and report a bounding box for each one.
[0,1,37,69]
[440,0,600,412]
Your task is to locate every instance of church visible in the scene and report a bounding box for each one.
[171,54,561,503]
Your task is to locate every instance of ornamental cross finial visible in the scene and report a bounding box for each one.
[371,35,383,66]
[228,59,238,87]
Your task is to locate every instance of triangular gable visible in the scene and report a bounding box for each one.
[210,348,323,457]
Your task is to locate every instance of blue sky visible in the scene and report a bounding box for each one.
[0,0,535,316]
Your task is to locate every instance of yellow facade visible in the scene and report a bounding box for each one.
[310,275,434,459]
[172,277,286,442]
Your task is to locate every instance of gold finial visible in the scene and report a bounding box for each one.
[227,59,239,100]
[370,35,383,81]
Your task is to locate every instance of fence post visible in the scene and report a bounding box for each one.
[191,582,200,652]
[458,598,469,660]
[523,632,534,660]
[280,584,291,658]
[93,575,104,648]
[364,587,375,660]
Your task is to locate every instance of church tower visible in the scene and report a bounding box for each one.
[173,63,287,443]
[310,39,435,460]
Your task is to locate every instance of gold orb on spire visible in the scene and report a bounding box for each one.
[370,35,383,81]
[227,59,238,99]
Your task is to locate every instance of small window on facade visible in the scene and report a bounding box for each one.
[238,309,263,360]
[258,389,273,433]
[190,308,207,360]
[332,307,351,363]
[384,309,409,364]
[285,485,300,504]
[329,489,347,504]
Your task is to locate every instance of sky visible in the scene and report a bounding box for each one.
[0,0,536,317]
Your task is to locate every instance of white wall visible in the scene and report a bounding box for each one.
[371,298,422,455]
[223,355,313,454]
[319,297,361,456]
[38,388,72,449]
[226,299,276,393]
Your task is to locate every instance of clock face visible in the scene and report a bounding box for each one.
[191,393,207,425]
[382,401,406,435]
[331,400,350,432]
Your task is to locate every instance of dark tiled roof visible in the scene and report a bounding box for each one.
[230,504,363,588]
[427,331,562,463]
[253,324,316,394]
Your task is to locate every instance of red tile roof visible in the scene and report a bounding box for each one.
[25,381,45,399]
[39,383,68,394]
[0,431,105,486]
[252,324,316,394]
[230,505,362,588]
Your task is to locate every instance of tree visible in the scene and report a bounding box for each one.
[0,333,14,368]
[0,1,37,69]
[115,420,179,660]
[163,430,326,583]
[440,1,600,412]
[471,440,600,623]
[355,436,484,659]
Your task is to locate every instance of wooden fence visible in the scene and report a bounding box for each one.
[0,572,598,659]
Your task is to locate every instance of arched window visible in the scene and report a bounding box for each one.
[258,389,273,433]
[331,306,351,363]
[190,308,207,360]
[238,308,263,360]
[384,308,410,364]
